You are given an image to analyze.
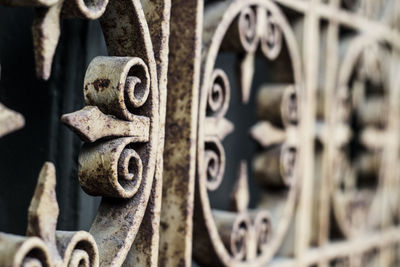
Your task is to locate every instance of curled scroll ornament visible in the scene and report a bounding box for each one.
[0,162,99,267]
[0,0,169,266]
[60,0,173,265]
[60,0,165,263]
[195,1,303,266]
[330,36,391,237]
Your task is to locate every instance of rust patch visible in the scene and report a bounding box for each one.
[92,79,111,92]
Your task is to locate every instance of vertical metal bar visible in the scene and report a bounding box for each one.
[158,0,203,266]
[318,2,340,267]
[296,0,320,265]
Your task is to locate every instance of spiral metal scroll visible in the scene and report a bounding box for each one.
[0,163,99,267]
[0,234,51,267]
[61,16,159,267]
[62,55,155,202]
[0,0,170,265]
[330,36,391,237]
[60,0,171,265]
[194,0,303,266]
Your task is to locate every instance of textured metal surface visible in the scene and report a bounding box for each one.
[1,0,169,266]
[1,0,400,267]
[158,1,203,266]
[0,162,99,267]
[60,0,166,263]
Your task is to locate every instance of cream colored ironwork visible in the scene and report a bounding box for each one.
[0,65,24,138]
[0,0,170,266]
[0,0,400,267]
[194,1,302,266]
[0,162,99,267]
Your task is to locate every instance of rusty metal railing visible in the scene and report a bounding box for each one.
[1,0,400,266]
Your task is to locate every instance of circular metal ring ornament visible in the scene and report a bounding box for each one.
[195,0,303,266]
[331,36,390,237]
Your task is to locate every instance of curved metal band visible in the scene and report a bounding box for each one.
[195,0,303,265]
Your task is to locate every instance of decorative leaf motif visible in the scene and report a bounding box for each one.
[61,106,150,143]
[27,163,59,242]
[0,162,99,266]
[27,163,59,245]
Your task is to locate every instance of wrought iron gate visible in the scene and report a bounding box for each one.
[1,0,400,266]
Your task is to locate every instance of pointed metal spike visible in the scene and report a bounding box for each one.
[239,53,255,104]
[27,162,59,242]
[32,4,63,80]
[230,161,250,213]
[250,121,286,147]
[61,106,150,142]
[0,103,25,138]
[204,117,234,140]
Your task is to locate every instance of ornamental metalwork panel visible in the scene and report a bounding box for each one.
[0,0,400,267]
